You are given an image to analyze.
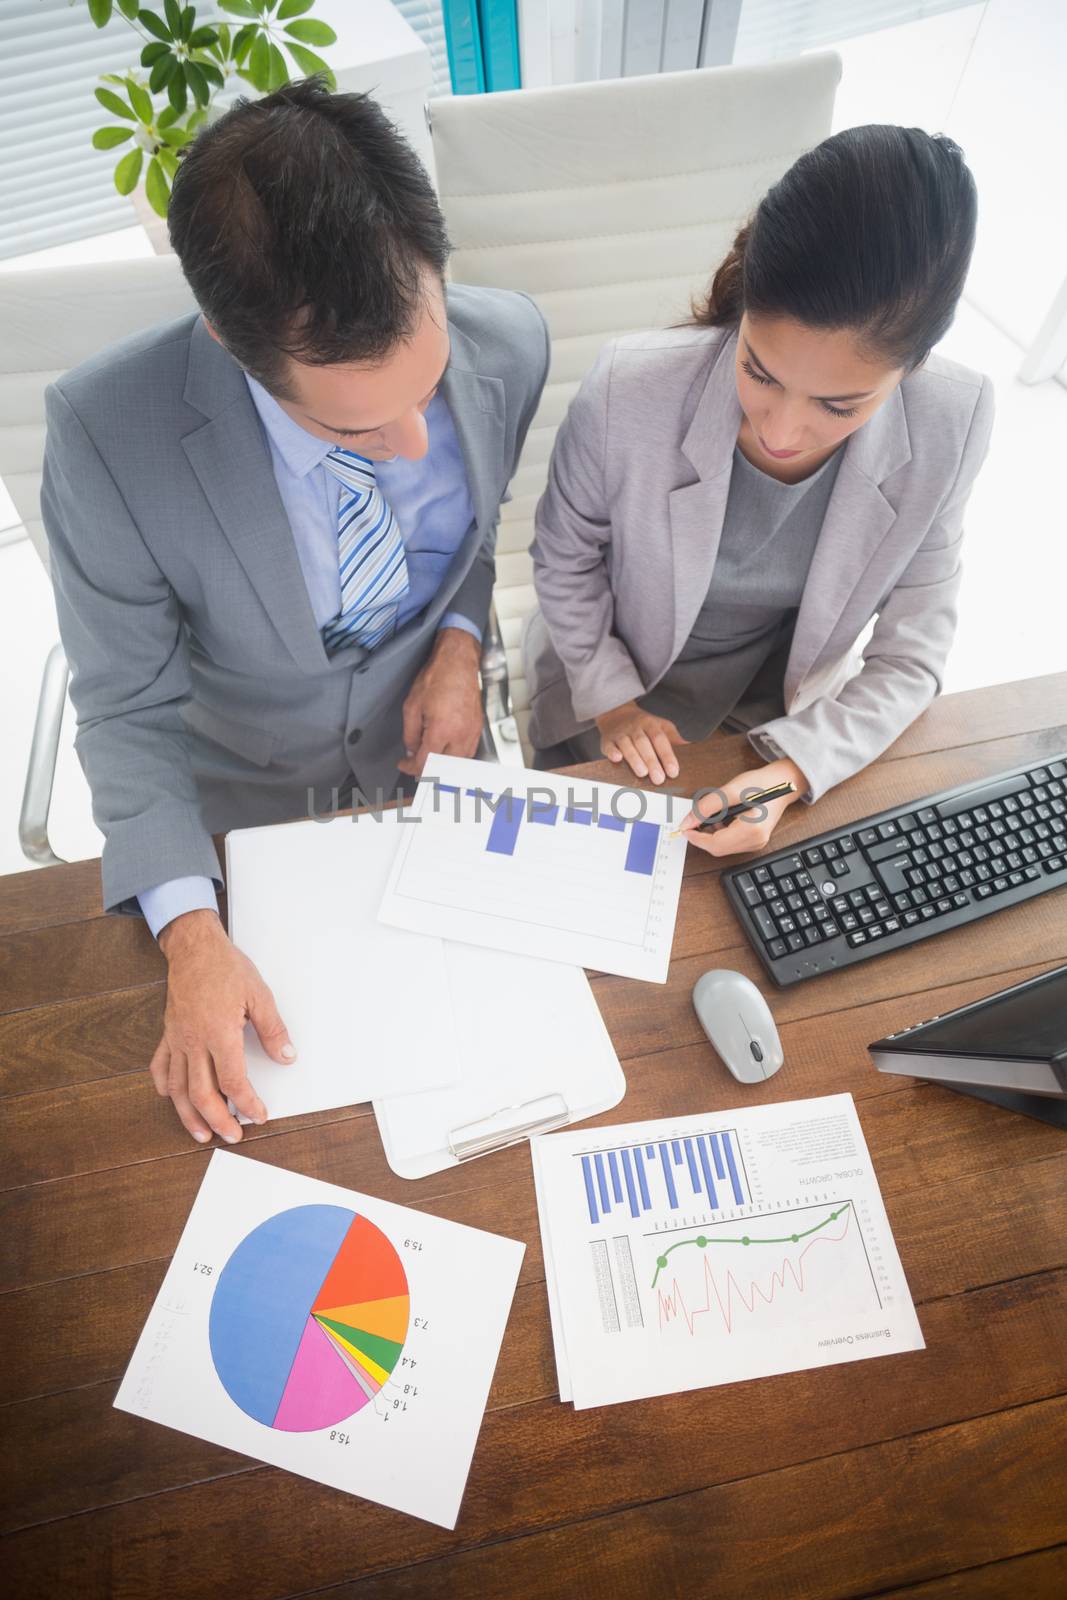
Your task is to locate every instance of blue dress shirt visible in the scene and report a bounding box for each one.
[138,375,478,939]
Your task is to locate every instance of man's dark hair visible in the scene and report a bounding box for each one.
[167,76,450,397]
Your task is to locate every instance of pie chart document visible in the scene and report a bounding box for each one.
[378,754,690,982]
[114,1152,525,1529]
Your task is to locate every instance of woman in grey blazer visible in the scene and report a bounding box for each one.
[524,126,994,858]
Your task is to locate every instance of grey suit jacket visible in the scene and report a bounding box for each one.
[524,325,994,799]
[41,285,550,914]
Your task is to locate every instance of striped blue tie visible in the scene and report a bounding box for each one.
[321,447,409,654]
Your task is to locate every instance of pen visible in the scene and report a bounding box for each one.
[670,781,796,838]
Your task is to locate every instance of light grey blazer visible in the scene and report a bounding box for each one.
[523,325,994,800]
[41,285,550,915]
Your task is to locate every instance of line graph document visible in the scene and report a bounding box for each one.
[377,755,690,982]
[531,1094,923,1409]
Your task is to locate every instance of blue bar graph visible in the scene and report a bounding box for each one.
[579,1130,749,1224]
[431,780,663,875]
[624,821,659,876]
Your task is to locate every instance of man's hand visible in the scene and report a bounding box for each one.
[148,909,296,1144]
[398,626,483,778]
[595,701,689,785]
[678,758,808,858]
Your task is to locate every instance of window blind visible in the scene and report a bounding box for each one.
[0,0,145,261]
[392,0,453,94]
[733,0,981,64]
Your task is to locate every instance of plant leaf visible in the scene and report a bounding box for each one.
[185,60,210,105]
[95,87,135,119]
[198,60,225,88]
[187,25,217,48]
[167,67,188,112]
[88,0,114,26]
[149,54,178,93]
[140,40,170,66]
[232,22,257,62]
[93,126,135,150]
[117,0,141,18]
[248,31,271,90]
[283,41,333,85]
[158,122,192,146]
[181,5,195,37]
[283,19,335,46]
[145,155,170,217]
[156,102,179,126]
[218,0,259,16]
[127,77,154,122]
[266,41,288,90]
[114,147,144,195]
[164,0,182,36]
[277,0,313,17]
[156,147,180,182]
[137,10,173,43]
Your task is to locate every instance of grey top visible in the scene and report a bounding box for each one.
[639,441,844,739]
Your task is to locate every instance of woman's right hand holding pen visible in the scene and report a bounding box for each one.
[677,758,808,858]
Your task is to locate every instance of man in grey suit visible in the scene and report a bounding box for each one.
[41,80,549,1145]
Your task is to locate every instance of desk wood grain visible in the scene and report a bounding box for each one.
[2,675,1066,1600]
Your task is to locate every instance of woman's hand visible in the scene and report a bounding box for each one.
[677,758,809,858]
[595,701,689,785]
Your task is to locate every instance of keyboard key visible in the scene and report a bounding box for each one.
[874,855,911,897]
[779,916,797,934]
[883,917,901,934]
[787,892,804,911]
[803,926,822,946]
[897,814,919,832]
[858,828,879,847]
[787,933,805,952]
[803,847,824,866]
[918,808,937,824]
[797,909,813,928]
[839,834,856,853]
[824,840,840,859]
[768,939,787,960]
[753,907,777,942]
[847,930,868,946]
[877,821,899,840]
[936,898,953,914]
[795,870,813,889]
[904,910,921,925]
[832,860,850,878]
[754,866,772,885]
[868,835,910,863]
[976,884,993,899]
[772,855,805,879]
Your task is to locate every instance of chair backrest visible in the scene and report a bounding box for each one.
[431,54,840,733]
[0,255,194,568]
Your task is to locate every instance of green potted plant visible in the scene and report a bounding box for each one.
[83,0,338,230]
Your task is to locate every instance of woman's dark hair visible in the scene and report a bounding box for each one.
[167,77,450,397]
[692,125,977,372]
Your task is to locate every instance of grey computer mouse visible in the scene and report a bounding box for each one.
[692,969,784,1084]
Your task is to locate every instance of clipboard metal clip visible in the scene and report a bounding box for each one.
[448,1093,570,1163]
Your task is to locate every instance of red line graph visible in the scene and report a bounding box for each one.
[656,1209,855,1336]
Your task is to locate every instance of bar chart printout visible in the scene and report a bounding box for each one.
[377,755,690,982]
[114,1152,524,1528]
[531,1095,924,1409]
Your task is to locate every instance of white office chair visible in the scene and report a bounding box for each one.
[430,53,841,754]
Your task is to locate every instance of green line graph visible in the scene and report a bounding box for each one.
[649,1202,852,1289]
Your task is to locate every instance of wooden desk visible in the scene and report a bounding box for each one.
[2,674,1066,1599]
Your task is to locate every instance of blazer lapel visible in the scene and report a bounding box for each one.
[665,332,743,668]
[784,383,912,704]
[440,317,506,540]
[181,318,328,674]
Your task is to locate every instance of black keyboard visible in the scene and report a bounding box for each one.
[722,755,1067,987]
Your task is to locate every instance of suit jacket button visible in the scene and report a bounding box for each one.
[347,728,361,747]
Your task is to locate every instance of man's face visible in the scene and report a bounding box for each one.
[232,278,451,462]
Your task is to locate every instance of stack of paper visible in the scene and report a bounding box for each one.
[532,1094,924,1409]
[225,748,694,1172]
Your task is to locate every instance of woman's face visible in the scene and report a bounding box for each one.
[735,312,904,469]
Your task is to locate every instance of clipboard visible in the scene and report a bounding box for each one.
[373,942,626,1179]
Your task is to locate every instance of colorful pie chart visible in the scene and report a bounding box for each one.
[208,1204,409,1432]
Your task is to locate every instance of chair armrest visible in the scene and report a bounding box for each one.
[478,602,523,766]
[19,641,70,867]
